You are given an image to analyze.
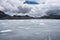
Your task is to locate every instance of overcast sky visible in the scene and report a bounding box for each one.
[0,0,60,17]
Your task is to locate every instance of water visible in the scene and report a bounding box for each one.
[0,19,60,40]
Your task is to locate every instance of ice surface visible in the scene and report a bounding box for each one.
[0,19,60,40]
[0,29,12,33]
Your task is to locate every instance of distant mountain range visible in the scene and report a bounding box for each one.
[0,11,10,19]
[0,11,60,19]
[0,11,34,19]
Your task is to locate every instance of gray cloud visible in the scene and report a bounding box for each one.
[17,6,31,13]
[3,6,31,13]
[45,6,60,16]
[0,0,31,15]
[0,0,60,17]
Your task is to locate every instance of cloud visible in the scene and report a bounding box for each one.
[45,6,60,15]
[0,0,60,17]
[26,0,60,17]
[0,0,31,15]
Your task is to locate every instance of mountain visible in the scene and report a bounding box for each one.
[0,11,34,19]
[0,11,10,19]
[0,10,60,19]
[40,15,60,19]
[24,1,39,4]
[11,15,34,19]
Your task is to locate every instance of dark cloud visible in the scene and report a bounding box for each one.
[45,7,60,16]
[17,6,31,13]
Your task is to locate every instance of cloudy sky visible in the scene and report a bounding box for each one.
[0,0,60,17]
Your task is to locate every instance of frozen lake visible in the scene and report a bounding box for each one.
[0,19,60,40]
